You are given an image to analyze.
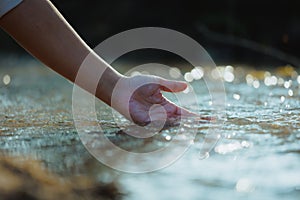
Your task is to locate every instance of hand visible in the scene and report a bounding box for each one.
[111,75,199,126]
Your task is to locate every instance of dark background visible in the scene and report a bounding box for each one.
[0,0,299,67]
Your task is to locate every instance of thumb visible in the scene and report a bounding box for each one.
[158,78,188,92]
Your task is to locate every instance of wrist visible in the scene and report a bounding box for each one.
[96,67,125,106]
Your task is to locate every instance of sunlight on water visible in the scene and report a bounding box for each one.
[236,178,255,193]
[0,62,299,200]
[3,74,11,85]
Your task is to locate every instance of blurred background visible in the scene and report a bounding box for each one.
[0,0,299,67]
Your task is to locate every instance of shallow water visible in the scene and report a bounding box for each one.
[0,59,299,199]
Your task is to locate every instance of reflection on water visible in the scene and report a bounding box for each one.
[0,60,299,199]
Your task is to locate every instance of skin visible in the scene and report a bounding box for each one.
[0,0,201,126]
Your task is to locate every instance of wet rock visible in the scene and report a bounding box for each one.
[0,156,122,200]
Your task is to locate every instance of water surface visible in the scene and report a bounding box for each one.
[0,59,299,199]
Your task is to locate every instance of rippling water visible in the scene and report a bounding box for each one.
[0,59,299,199]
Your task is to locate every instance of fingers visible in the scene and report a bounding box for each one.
[158,78,187,92]
[176,106,199,117]
[154,77,214,123]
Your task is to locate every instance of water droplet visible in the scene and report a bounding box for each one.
[165,135,171,141]
[264,77,271,86]
[191,67,204,80]
[214,142,242,154]
[270,76,278,85]
[280,96,285,103]
[184,72,193,82]
[241,141,251,148]
[253,80,260,88]
[246,74,254,85]
[233,93,240,100]
[277,77,284,86]
[284,80,292,88]
[199,152,209,160]
[264,75,277,86]
[288,89,293,96]
[224,71,234,82]
[3,74,11,85]
[225,65,234,73]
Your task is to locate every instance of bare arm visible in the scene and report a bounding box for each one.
[0,0,121,105]
[0,0,199,125]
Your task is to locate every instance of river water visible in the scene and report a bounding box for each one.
[0,58,299,199]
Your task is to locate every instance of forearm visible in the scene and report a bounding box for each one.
[0,0,122,105]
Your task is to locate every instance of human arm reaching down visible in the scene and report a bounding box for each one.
[0,0,201,125]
